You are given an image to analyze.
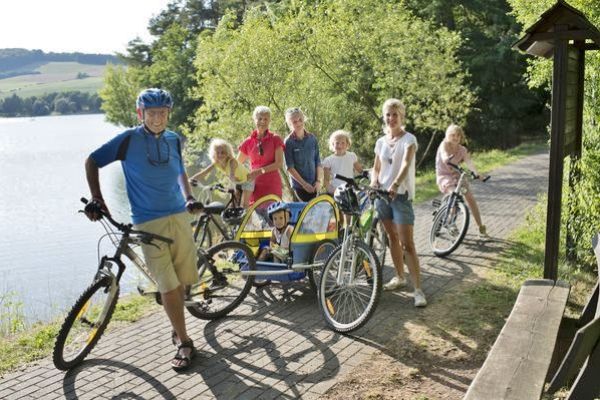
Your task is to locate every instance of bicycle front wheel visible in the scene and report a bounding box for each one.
[429,201,470,257]
[318,240,382,333]
[186,241,255,320]
[53,276,119,370]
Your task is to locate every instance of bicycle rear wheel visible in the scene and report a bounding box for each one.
[368,219,388,266]
[193,218,214,249]
[429,201,470,257]
[53,276,119,370]
[318,241,382,333]
[186,241,255,320]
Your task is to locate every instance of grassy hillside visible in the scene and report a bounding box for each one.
[0,61,106,99]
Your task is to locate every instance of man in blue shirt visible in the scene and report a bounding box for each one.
[84,88,199,371]
[283,108,323,201]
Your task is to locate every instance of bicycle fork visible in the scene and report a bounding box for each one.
[337,223,359,285]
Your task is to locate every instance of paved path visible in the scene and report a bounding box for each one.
[0,152,549,400]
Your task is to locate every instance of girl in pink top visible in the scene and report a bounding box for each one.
[435,124,488,237]
[238,106,285,203]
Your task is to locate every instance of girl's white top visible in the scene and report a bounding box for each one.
[322,151,358,192]
[374,132,418,200]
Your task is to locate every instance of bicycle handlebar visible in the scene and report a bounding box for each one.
[334,174,391,197]
[190,180,235,194]
[80,198,173,245]
[446,162,490,182]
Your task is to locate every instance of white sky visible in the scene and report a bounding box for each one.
[0,0,174,54]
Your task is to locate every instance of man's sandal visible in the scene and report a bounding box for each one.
[171,339,196,372]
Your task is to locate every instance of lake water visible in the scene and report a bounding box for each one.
[0,114,141,324]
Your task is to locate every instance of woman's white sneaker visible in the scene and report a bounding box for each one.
[383,276,407,291]
[414,289,427,307]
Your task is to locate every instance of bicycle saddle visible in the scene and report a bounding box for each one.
[203,201,226,214]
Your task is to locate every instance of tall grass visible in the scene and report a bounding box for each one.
[0,291,26,336]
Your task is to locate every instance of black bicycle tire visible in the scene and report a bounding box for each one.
[185,241,255,320]
[307,239,338,291]
[429,202,470,257]
[318,241,382,333]
[368,219,388,266]
[53,276,119,370]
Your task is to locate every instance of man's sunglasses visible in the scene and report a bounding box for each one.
[145,134,171,166]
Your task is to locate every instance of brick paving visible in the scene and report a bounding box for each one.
[0,152,549,399]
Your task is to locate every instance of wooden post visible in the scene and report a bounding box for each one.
[544,25,569,281]
[566,44,586,262]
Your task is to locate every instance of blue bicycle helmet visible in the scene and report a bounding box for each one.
[267,201,290,221]
[136,88,174,109]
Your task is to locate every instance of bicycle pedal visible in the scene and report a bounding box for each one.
[432,199,441,208]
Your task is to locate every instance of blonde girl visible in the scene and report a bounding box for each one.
[435,124,487,237]
[189,138,254,207]
[322,130,363,195]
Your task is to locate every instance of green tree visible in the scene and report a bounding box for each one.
[190,0,474,165]
[1,94,23,116]
[99,64,141,127]
[32,99,50,116]
[104,0,278,132]
[403,0,548,149]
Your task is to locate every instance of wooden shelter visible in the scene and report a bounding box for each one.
[513,0,600,280]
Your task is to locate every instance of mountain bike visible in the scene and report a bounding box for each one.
[429,162,490,257]
[53,198,255,370]
[318,174,388,332]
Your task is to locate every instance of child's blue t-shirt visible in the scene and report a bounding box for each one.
[90,125,186,224]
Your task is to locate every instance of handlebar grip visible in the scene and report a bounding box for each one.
[482,175,491,182]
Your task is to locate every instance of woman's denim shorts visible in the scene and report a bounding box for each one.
[375,192,415,225]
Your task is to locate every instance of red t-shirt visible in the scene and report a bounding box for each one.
[239,129,285,203]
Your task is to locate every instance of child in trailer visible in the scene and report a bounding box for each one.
[322,130,363,195]
[189,138,254,207]
[258,202,294,263]
[435,124,488,238]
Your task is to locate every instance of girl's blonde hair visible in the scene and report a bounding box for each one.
[381,98,406,132]
[445,124,466,144]
[328,130,352,152]
[208,138,235,163]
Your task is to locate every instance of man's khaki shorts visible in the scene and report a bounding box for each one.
[135,212,198,293]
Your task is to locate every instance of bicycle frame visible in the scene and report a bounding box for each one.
[193,213,234,241]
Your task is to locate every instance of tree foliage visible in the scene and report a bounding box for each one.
[190,0,474,165]
[403,0,549,149]
[509,0,600,268]
[99,65,141,127]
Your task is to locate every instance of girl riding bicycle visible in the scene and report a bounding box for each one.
[436,124,488,238]
[189,138,254,207]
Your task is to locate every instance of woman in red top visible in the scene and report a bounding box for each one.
[238,106,285,203]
